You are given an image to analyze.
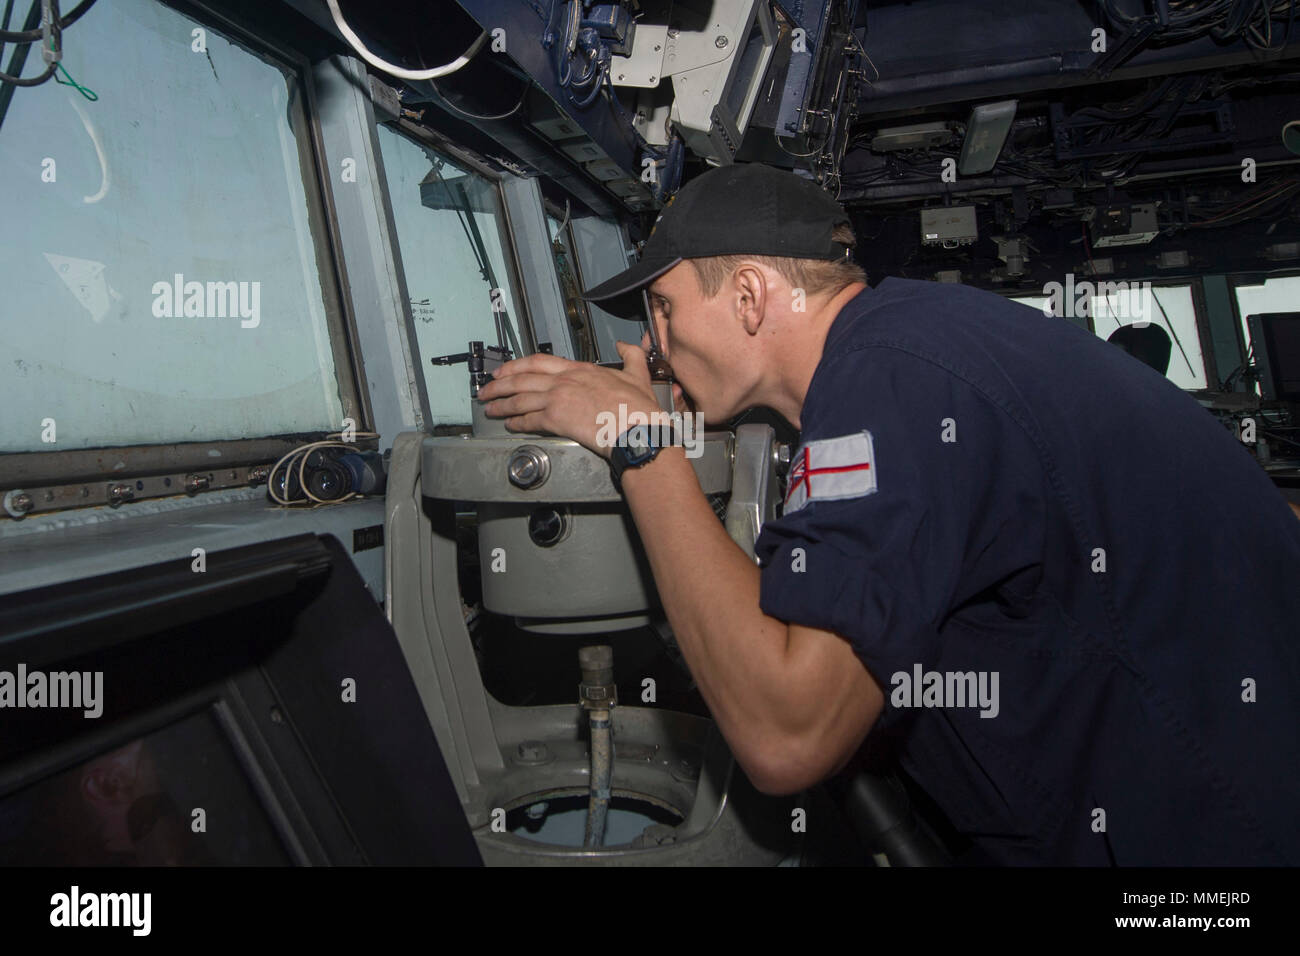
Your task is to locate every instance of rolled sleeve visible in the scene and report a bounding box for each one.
[757,474,944,682]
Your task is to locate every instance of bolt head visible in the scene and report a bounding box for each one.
[508,446,549,489]
[715,34,728,48]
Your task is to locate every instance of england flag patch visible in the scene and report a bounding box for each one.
[784,430,878,514]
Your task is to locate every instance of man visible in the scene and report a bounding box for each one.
[475,163,1300,865]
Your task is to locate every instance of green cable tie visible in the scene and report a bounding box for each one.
[54,62,97,101]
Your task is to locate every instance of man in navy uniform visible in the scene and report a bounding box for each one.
[475,163,1300,865]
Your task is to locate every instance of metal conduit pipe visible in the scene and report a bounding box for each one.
[578,645,616,848]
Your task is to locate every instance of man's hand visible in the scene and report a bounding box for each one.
[476,341,661,458]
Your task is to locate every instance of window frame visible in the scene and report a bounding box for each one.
[0,0,368,489]
[542,198,601,361]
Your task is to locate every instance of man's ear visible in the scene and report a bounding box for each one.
[734,264,767,336]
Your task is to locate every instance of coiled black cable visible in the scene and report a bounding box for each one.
[0,0,99,88]
[0,0,94,41]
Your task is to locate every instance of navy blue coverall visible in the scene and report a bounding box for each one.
[754,277,1300,865]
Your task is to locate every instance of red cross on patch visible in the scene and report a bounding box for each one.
[784,431,878,513]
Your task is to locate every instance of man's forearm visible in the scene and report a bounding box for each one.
[619,447,796,763]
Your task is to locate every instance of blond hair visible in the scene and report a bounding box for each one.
[688,222,867,299]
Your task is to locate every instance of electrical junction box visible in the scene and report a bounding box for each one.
[1092,203,1159,247]
[870,121,954,152]
[921,206,978,246]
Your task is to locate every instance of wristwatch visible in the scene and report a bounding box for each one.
[609,425,662,492]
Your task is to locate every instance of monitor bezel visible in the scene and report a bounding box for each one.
[1247,311,1300,402]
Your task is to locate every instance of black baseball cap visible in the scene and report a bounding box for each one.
[581,163,853,302]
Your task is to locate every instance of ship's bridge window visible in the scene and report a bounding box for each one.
[1012,283,1208,390]
[1234,275,1300,394]
[375,124,529,426]
[556,213,647,362]
[0,0,355,456]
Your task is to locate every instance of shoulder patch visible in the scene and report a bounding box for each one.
[784,430,878,514]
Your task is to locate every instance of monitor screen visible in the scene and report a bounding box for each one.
[0,708,290,866]
[1249,312,1300,401]
[0,533,481,867]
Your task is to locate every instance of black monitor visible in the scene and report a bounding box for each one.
[1246,311,1300,402]
[0,535,480,866]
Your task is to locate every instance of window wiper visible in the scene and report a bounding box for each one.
[427,157,523,358]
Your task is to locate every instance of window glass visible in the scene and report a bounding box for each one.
[377,125,527,424]
[1012,284,1207,389]
[0,0,345,453]
[1008,295,1052,314]
[567,215,645,361]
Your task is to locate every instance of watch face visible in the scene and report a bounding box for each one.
[625,425,652,458]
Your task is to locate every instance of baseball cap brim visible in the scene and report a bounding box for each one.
[581,256,682,302]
